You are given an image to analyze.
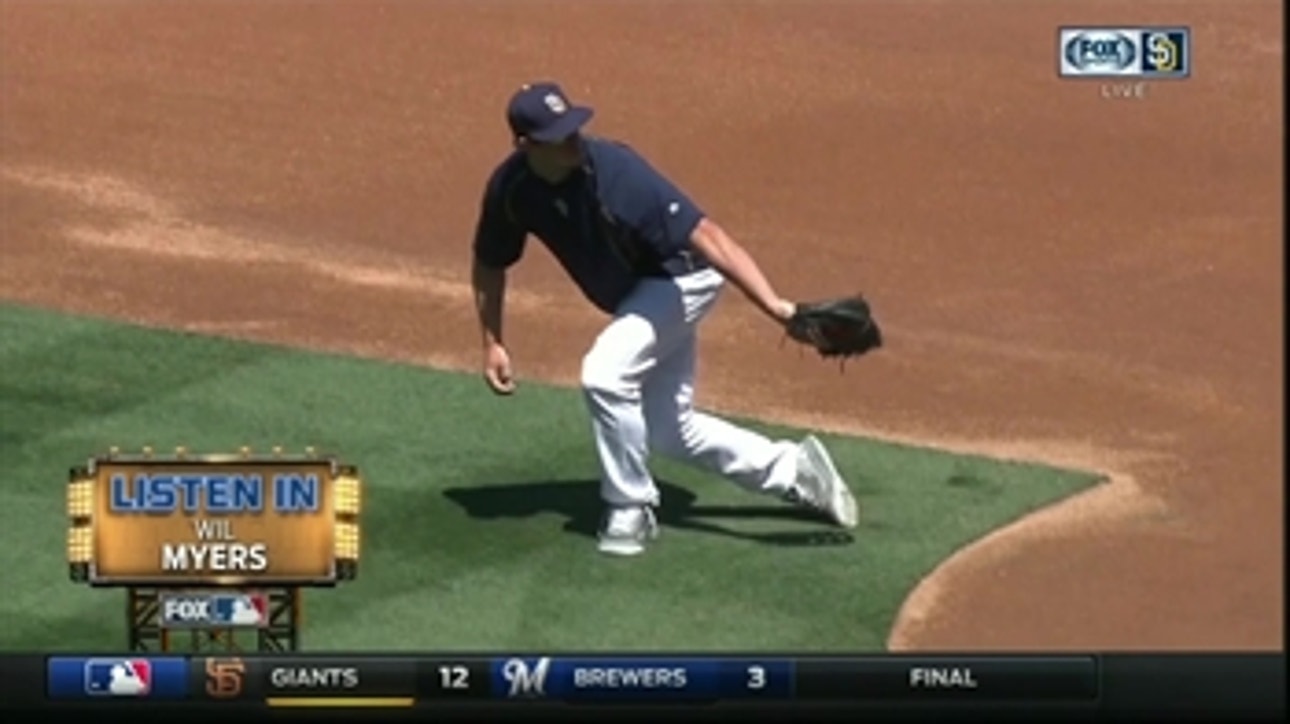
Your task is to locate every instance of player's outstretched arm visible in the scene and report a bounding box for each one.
[688,218,795,324]
[471,257,516,395]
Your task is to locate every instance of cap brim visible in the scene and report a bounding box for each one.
[526,106,594,142]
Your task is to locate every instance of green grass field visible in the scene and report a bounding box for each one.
[0,302,1103,652]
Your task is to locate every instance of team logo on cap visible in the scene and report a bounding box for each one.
[543,93,567,114]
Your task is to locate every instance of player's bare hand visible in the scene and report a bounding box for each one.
[483,342,516,395]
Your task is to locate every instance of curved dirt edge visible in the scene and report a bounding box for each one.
[885,470,1149,651]
[690,408,1172,652]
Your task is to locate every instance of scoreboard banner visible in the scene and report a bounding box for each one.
[66,449,363,587]
[20,654,1284,717]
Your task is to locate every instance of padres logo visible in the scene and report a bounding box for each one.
[1145,32,1179,72]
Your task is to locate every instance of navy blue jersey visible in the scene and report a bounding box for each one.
[473,137,710,313]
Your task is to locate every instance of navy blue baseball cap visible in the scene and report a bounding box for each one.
[506,82,594,143]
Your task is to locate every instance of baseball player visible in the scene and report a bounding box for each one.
[471,82,858,556]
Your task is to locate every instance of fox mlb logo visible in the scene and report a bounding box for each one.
[160,592,267,628]
[84,658,151,697]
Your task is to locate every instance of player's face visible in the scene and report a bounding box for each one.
[522,133,583,170]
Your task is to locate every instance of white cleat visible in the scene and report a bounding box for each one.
[596,505,659,556]
[787,435,859,529]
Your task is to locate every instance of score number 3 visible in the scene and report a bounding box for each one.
[746,665,766,690]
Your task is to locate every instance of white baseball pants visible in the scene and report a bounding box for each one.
[580,268,798,507]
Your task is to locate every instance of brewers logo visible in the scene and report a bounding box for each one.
[1059,27,1190,78]
[500,657,552,698]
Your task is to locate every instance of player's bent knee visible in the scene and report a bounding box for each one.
[580,352,632,398]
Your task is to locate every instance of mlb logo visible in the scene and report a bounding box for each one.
[213,592,267,626]
[1140,28,1190,78]
[83,658,151,697]
[161,591,267,628]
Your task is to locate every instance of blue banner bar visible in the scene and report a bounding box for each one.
[489,656,792,701]
[47,657,188,700]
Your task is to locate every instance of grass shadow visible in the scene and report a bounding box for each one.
[442,478,855,547]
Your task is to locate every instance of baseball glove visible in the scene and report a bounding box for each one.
[784,294,883,361]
